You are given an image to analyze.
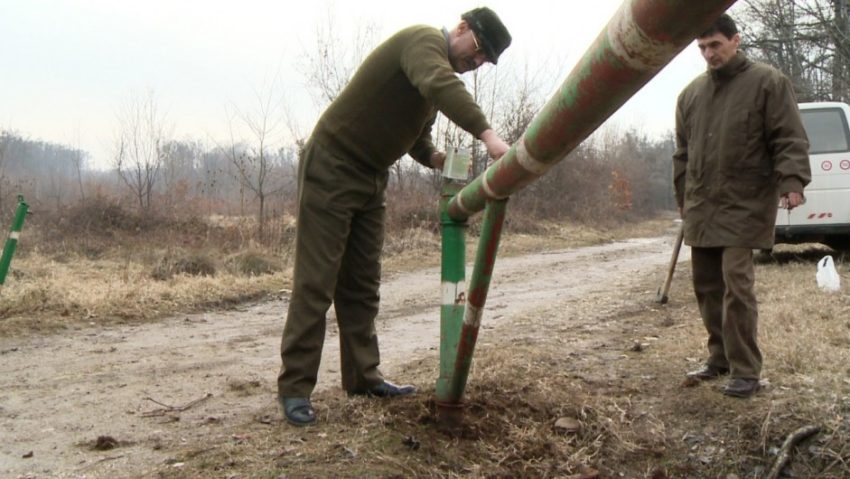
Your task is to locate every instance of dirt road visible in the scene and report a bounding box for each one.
[0,234,686,478]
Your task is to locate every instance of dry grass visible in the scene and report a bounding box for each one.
[1,213,671,336]
[147,242,850,479]
[0,250,283,334]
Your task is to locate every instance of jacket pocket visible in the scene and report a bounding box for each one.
[720,170,774,205]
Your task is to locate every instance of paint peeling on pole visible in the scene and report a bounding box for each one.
[447,0,738,221]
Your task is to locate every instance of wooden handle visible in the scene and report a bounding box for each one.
[656,225,684,304]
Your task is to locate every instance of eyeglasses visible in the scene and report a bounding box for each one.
[471,30,482,53]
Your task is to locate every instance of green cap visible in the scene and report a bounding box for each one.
[461,7,512,64]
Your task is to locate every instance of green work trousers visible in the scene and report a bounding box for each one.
[690,246,762,379]
[278,139,388,398]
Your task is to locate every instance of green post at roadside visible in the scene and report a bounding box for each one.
[435,180,467,406]
[0,195,30,291]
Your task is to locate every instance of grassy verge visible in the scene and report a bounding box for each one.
[0,216,675,336]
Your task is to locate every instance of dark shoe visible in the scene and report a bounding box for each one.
[281,397,316,426]
[350,380,416,398]
[723,378,761,398]
[686,364,730,381]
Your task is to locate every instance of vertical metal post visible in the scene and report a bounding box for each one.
[436,181,467,406]
[0,195,30,291]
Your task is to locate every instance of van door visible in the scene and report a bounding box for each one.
[775,102,850,249]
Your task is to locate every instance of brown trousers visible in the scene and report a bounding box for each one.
[691,247,762,379]
[277,139,387,398]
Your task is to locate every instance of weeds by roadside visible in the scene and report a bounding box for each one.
[0,205,675,336]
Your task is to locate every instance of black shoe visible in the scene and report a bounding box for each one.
[723,378,761,398]
[349,380,416,398]
[686,364,730,381]
[280,397,316,426]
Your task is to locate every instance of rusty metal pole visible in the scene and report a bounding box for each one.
[447,0,738,222]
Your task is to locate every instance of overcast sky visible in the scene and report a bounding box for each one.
[0,0,734,168]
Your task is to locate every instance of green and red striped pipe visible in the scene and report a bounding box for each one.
[448,0,738,221]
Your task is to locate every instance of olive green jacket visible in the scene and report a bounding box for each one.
[673,53,811,249]
[311,25,491,172]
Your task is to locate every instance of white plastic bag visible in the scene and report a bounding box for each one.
[816,255,841,292]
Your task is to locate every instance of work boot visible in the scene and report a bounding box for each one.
[723,378,761,398]
[280,397,316,426]
[686,364,730,381]
[348,380,416,398]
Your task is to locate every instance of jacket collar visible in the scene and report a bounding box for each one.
[710,51,750,82]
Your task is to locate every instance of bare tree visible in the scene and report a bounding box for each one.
[225,79,292,236]
[829,0,849,100]
[71,148,87,204]
[43,146,70,211]
[300,7,380,108]
[65,129,88,204]
[738,0,850,102]
[113,91,171,214]
[158,139,204,209]
[0,131,11,213]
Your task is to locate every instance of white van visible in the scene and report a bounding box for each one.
[774,101,850,251]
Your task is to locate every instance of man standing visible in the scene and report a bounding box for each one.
[674,14,811,398]
[278,8,512,425]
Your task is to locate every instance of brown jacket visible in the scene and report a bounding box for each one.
[673,53,811,249]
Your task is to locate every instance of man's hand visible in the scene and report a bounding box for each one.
[780,191,805,210]
[479,129,510,160]
[430,151,446,170]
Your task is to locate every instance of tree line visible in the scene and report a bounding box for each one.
[3,1,845,239]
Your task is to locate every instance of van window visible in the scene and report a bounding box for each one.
[800,108,850,154]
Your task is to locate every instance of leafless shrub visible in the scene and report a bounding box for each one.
[151,250,217,280]
[225,249,281,276]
